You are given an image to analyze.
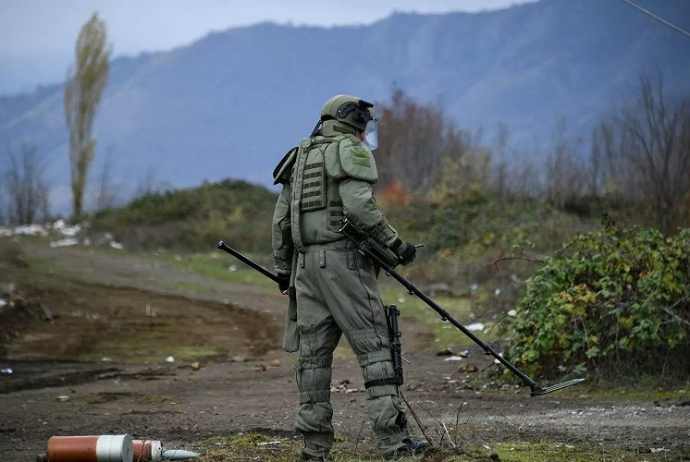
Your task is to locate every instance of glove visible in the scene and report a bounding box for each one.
[277,273,290,294]
[390,238,417,266]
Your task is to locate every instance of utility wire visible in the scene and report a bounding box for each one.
[619,0,690,40]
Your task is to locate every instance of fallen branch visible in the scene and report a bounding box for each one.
[353,417,367,454]
[490,254,544,267]
[400,390,435,447]
[441,422,456,449]
[661,295,690,327]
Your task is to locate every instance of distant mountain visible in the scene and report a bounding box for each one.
[1,0,689,211]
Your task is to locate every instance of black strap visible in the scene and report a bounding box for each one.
[364,376,403,389]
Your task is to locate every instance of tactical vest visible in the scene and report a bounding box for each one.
[290,134,350,249]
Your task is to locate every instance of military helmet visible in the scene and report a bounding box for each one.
[320,94,375,132]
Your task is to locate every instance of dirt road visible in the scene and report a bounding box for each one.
[1,238,689,461]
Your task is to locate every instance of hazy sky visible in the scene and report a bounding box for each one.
[0,0,535,95]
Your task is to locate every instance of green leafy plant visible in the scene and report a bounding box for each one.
[503,224,690,378]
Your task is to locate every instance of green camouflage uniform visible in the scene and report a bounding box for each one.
[272,97,408,458]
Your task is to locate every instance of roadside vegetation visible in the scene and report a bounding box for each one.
[90,179,276,251]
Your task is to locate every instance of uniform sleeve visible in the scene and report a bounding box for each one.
[339,179,399,246]
[272,184,294,275]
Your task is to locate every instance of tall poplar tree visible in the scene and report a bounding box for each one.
[64,12,111,221]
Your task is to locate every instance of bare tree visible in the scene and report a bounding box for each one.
[506,155,542,198]
[543,119,587,209]
[94,151,118,212]
[490,123,510,200]
[595,76,690,232]
[133,167,159,199]
[375,89,471,195]
[3,143,50,225]
[64,12,111,221]
[0,194,5,226]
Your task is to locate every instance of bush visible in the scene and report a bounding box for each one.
[91,179,277,252]
[382,188,590,294]
[503,224,690,379]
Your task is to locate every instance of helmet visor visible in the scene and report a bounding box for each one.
[363,119,379,150]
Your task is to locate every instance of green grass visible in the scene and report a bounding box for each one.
[153,250,276,291]
[25,235,276,294]
[380,284,494,348]
[28,239,277,293]
[202,432,379,461]
[26,256,104,284]
[198,432,690,461]
[203,433,307,462]
[146,276,209,294]
[76,310,222,364]
[484,441,690,462]
[172,280,207,293]
[82,338,219,364]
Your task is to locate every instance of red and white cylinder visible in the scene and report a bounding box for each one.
[46,435,133,462]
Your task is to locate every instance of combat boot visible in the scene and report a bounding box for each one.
[383,438,430,460]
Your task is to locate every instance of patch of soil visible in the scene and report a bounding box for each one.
[0,275,281,363]
[19,238,287,316]
[0,362,120,394]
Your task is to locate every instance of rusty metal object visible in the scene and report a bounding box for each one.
[132,440,161,462]
[46,435,133,462]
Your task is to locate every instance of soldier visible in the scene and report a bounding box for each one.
[271,95,428,460]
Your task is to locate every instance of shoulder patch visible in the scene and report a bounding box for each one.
[350,145,371,167]
[273,147,298,185]
[339,138,378,183]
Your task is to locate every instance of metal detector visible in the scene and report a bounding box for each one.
[337,219,585,397]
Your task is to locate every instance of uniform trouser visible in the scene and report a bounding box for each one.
[294,242,408,457]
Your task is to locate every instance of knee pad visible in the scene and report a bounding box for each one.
[357,349,400,395]
[296,354,333,403]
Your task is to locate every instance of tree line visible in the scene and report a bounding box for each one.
[1,14,687,237]
[375,76,690,235]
